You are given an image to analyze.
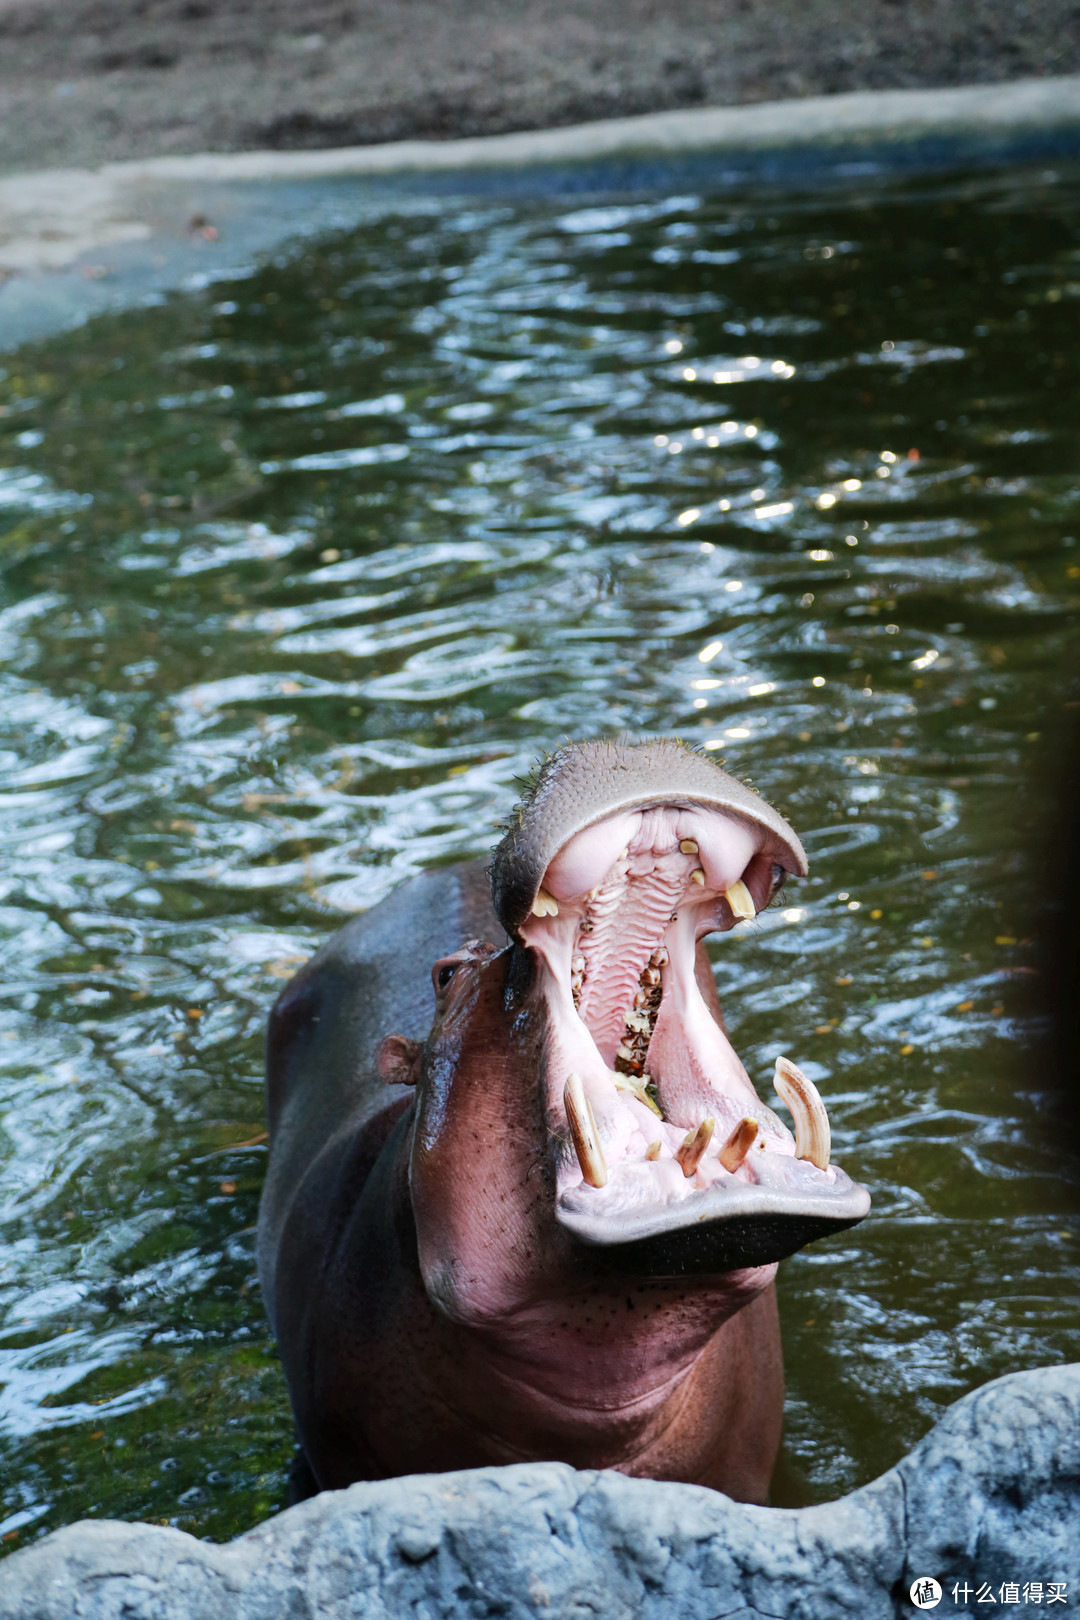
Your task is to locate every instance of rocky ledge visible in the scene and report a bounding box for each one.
[0,1363,1076,1619]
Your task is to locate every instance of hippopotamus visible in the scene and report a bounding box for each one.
[257,738,870,1503]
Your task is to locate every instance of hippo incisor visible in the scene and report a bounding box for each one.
[258,739,870,1502]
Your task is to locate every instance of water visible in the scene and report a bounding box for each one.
[0,160,1079,1550]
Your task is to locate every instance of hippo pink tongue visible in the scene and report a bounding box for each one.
[491,740,869,1272]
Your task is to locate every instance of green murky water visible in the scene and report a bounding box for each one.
[1,161,1079,1550]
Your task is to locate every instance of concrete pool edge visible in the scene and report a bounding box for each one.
[0,1362,1076,1617]
[2,73,1080,350]
[51,73,1080,187]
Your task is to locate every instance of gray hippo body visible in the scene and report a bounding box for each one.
[258,741,869,1500]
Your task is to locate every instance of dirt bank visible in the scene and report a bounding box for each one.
[1,0,1079,175]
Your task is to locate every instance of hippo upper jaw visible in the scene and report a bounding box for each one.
[495,743,871,1278]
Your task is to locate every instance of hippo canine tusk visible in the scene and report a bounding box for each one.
[723,880,756,920]
[531,886,560,918]
[563,1072,608,1188]
[675,1117,714,1178]
[717,1115,759,1172]
[773,1056,831,1170]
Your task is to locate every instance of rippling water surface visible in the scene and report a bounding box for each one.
[1,161,1079,1546]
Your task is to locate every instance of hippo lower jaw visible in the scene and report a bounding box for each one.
[520,799,871,1276]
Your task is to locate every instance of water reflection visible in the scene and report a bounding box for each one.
[0,161,1078,1546]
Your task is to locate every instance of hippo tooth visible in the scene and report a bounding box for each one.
[531,887,560,918]
[564,1072,608,1188]
[679,838,699,855]
[717,1115,759,1172]
[612,1069,662,1117]
[644,1140,662,1160]
[690,867,706,886]
[675,1117,715,1178]
[724,879,756,920]
[773,1056,831,1170]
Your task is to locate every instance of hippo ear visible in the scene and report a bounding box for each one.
[375,1033,422,1087]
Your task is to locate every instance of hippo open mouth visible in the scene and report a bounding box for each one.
[492,740,870,1275]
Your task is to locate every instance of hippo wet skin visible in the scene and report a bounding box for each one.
[257,739,870,1502]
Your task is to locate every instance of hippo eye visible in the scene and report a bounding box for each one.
[436,963,458,990]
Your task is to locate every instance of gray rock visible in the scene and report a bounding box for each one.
[1,1364,1076,1619]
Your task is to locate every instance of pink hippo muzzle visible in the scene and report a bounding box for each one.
[489,738,870,1275]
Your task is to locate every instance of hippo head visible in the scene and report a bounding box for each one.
[399,739,869,1328]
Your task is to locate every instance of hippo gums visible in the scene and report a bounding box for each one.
[258,739,870,1503]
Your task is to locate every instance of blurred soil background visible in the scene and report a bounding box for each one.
[0,0,1079,174]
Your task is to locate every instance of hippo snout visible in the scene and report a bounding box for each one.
[489,738,869,1274]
